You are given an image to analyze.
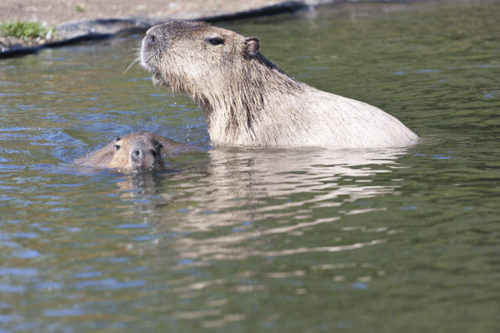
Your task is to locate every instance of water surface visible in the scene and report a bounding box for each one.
[1,1,499,331]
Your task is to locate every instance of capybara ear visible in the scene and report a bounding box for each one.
[244,37,260,57]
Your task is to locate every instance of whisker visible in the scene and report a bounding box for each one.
[126,47,141,55]
[123,57,141,74]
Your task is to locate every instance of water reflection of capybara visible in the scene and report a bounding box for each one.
[140,21,418,148]
[75,131,184,171]
[124,147,407,261]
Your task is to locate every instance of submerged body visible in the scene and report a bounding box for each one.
[76,131,182,171]
[140,21,418,148]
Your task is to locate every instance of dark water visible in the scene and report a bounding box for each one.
[1,1,499,331]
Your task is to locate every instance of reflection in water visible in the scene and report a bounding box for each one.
[176,147,404,223]
[119,147,408,261]
[116,171,165,198]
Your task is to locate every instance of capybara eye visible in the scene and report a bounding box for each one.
[114,144,120,151]
[205,37,224,46]
[148,34,157,43]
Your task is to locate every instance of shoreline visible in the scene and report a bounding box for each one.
[0,0,311,59]
[0,0,481,59]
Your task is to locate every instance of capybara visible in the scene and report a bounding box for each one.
[140,21,418,148]
[76,131,182,171]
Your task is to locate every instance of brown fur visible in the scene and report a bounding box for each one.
[76,131,182,171]
[140,21,418,148]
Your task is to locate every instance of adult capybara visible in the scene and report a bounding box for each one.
[140,21,418,148]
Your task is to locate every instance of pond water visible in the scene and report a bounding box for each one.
[1,1,499,331]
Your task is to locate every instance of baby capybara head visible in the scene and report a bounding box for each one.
[108,132,164,170]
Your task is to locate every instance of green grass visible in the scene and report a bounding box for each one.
[0,21,55,39]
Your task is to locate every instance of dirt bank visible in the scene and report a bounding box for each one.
[1,0,467,57]
[0,0,295,27]
[1,0,315,57]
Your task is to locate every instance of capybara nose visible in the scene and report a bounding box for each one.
[132,150,142,159]
[148,33,157,44]
[144,31,158,48]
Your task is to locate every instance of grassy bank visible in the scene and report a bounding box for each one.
[0,21,55,39]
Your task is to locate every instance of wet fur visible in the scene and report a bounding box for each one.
[76,131,183,170]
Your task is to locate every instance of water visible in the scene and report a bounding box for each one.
[1,1,499,331]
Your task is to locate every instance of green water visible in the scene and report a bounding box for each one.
[1,1,499,331]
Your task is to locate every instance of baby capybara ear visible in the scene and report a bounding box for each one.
[244,37,260,57]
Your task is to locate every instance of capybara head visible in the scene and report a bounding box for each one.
[107,132,165,171]
[140,21,265,96]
